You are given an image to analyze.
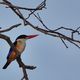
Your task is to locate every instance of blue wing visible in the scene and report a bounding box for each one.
[7,48,13,59]
[7,41,17,59]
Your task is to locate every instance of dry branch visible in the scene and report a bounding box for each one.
[2,0,80,49]
[0,23,21,33]
[0,0,80,80]
[16,56,36,80]
[0,34,21,57]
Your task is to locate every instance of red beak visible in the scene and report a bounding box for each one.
[27,34,38,39]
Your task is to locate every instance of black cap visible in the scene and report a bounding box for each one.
[16,35,27,40]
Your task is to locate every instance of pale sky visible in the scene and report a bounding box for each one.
[0,0,80,80]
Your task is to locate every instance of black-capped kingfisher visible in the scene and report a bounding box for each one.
[3,34,38,69]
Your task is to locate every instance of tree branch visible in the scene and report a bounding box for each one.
[2,0,80,49]
[1,0,80,80]
[16,56,36,80]
[0,23,21,33]
[0,34,22,58]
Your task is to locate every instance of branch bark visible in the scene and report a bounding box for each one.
[0,23,21,33]
[2,0,80,49]
[0,0,80,80]
[16,56,36,80]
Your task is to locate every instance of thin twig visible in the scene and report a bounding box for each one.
[68,40,80,49]
[60,37,68,48]
[0,23,21,33]
[0,2,44,11]
[26,0,46,19]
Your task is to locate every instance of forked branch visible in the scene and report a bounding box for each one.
[0,0,80,80]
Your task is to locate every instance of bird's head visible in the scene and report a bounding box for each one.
[16,34,38,41]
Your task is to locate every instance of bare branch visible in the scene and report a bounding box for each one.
[29,12,50,30]
[0,34,22,58]
[0,23,21,33]
[68,40,80,49]
[16,56,36,80]
[21,67,29,80]
[0,33,25,57]
[0,1,45,11]
[60,37,68,48]
[0,34,12,45]
[1,0,80,80]
[3,0,80,49]
[26,0,46,19]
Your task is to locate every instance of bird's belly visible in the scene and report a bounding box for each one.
[16,45,25,54]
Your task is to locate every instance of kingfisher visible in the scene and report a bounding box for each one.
[3,34,38,69]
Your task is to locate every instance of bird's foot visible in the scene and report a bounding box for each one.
[18,63,37,70]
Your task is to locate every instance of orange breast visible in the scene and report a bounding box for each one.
[8,44,25,61]
[8,51,17,61]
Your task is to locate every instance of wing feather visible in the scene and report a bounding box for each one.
[7,41,17,59]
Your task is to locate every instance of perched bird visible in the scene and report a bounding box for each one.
[3,34,38,69]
